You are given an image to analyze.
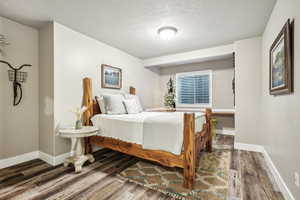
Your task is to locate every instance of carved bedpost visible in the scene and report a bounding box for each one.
[205,108,213,153]
[83,78,93,126]
[183,113,196,189]
[83,77,93,154]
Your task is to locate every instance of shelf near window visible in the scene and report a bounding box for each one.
[146,108,235,117]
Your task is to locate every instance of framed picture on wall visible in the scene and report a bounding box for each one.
[101,64,122,89]
[269,19,294,95]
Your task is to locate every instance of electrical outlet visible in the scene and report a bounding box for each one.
[295,172,300,188]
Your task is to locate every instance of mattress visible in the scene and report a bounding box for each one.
[91,112,205,155]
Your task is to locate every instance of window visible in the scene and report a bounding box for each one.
[176,70,212,107]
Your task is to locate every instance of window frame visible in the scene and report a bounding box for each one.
[175,70,213,108]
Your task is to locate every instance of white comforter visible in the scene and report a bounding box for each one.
[91,112,205,155]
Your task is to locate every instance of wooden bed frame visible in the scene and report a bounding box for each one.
[83,78,213,189]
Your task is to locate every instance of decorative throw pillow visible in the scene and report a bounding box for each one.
[102,94,127,114]
[124,94,143,112]
[95,96,107,114]
[123,99,140,114]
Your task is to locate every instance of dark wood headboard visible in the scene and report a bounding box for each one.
[83,77,136,125]
[92,100,101,115]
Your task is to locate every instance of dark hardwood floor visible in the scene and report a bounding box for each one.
[0,135,284,200]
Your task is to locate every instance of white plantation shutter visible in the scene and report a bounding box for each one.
[176,70,212,107]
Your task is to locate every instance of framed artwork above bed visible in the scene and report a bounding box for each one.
[101,64,122,89]
[269,19,294,95]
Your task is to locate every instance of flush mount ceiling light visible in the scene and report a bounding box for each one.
[157,26,178,40]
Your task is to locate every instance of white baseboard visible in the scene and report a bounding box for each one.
[0,151,72,169]
[234,142,265,152]
[261,148,295,200]
[39,151,72,166]
[39,151,54,165]
[235,142,295,200]
[0,151,39,169]
[216,129,235,136]
[53,152,72,166]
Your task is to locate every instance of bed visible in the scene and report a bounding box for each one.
[83,77,213,189]
[91,112,206,155]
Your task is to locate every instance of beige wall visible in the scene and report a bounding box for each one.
[159,58,235,130]
[0,17,39,158]
[37,22,161,156]
[159,58,235,109]
[39,23,55,155]
[235,1,300,197]
[234,37,262,145]
[261,0,300,198]
[0,17,4,159]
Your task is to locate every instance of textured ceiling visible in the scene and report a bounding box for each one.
[0,0,276,59]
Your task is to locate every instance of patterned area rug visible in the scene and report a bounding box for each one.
[117,150,230,200]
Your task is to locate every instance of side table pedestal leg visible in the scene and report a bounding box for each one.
[87,154,95,163]
[64,137,95,173]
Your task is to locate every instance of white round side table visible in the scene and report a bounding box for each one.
[59,126,98,173]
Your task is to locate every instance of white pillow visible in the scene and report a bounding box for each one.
[123,99,141,114]
[95,96,107,114]
[102,94,126,114]
[124,94,143,112]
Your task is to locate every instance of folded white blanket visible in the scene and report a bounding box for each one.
[143,112,205,155]
[91,112,205,155]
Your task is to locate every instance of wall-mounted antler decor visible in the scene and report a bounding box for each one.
[0,60,31,106]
